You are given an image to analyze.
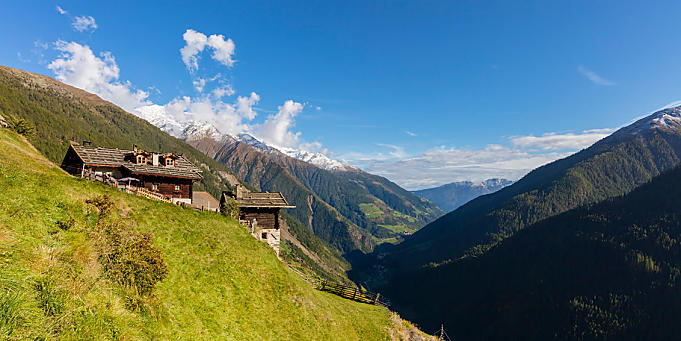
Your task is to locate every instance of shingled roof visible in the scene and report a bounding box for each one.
[69,144,202,180]
[223,190,295,208]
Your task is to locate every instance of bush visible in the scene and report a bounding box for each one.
[86,195,168,298]
[220,197,240,220]
[6,117,35,137]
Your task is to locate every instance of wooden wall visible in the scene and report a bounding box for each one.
[240,208,280,229]
[60,147,84,175]
[136,175,193,199]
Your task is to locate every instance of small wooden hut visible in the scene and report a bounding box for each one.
[220,185,294,254]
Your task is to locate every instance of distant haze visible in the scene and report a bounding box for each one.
[412,178,513,212]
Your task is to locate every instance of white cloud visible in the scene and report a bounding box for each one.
[405,130,417,137]
[162,94,259,136]
[376,143,407,158]
[192,78,207,92]
[207,34,236,67]
[578,65,615,86]
[72,16,97,32]
[180,29,235,72]
[345,127,616,190]
[56,5,67,15]
[236,92,260,120]
[254,100,305,148]
[510,129,613,151]
[212,85,235,98]
[48,41,150,112]
[348,145,571,190]
[47,39,318,157]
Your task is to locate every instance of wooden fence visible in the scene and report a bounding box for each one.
[125,185,172,203]
[81,169,173,204]
[316,280,389,307]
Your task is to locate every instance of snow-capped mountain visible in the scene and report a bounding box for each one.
[235,133,355,171]
[138,110,354,172]
[182,121,228,142]
[617,106,681,136]
[236,133,276,153]
[277,146,355,172]
[412,178,513,212]
[135,105,186,137]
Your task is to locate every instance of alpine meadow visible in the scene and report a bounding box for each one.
[3,1,681,340]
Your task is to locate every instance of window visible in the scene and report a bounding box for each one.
[152,184,158,191]
[166,158,174,166]
[136,155,146,164]
[174,185,181,191]
[261,232,268,239]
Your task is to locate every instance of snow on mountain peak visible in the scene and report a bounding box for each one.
[277,146,355,172]
[236,133,276,152]
[182,121,227,141]
[135,104,185,137]
[136,106,353,172]
[618,106,681,136]
[235,133,355,171]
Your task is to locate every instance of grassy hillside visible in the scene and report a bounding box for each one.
[389,162,681,339]
[0,65,353,286]
[0,65,233,200]
[0,128,398,339]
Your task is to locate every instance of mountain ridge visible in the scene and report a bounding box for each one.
[352,105,681,326]
[181,127,444,253]
[412,178,513,212]
[387,157,681,339]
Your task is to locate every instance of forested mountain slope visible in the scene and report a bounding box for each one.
[389,162,681,339]
[184,132,442,253]
[0,128,402,340]
[363,106,681,275]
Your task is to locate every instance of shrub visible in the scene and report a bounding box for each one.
[86,196,168,299]
[6,117,35,137]
[220,197,240,220]
[98,221,168,296]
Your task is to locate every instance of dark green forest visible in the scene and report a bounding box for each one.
[359,109,681,275]
[387,163,681,339]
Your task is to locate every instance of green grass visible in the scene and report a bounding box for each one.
[378,224,413,234]
[0,129,393,340]
[359,203,384,219]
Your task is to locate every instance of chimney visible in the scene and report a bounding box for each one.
[236,184,244,199]
[152,153,160,166]
[133,144,138,152]
[82,140,92,146]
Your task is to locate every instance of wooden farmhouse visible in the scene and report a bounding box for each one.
[61,142,202,205]
[220,185,295,255]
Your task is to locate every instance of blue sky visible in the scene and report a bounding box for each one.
[3,1,681,189]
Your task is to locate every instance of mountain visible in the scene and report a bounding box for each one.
[181,127,444,253]
[386,162,681,339]
[234,132,354,171]
[0,126,428,340]
[351,105,681,324]
[0,65,353,284]
[412,178,513,212]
